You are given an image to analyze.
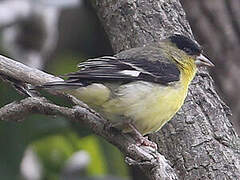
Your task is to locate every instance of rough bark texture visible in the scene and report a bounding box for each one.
[92,0,240,179]
[92,0,193,53]
[181,0,240,134]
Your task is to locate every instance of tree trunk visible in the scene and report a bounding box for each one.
[92,0,240,179]
[181,0,240,135]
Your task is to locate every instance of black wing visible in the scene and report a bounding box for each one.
[64,56,180,85]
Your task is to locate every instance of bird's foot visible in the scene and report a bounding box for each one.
[135,136,158,149]
[128,123,157,149]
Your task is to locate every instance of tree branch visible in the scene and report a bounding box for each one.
[0,55,62,85]
[0,55,178,179]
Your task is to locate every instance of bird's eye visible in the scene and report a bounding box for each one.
[183,48,192,54]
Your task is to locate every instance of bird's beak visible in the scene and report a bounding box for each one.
[195,54,214,67]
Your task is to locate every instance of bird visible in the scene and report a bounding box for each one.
[40,34,214,147]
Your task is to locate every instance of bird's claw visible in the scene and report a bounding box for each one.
[136,136,158,150]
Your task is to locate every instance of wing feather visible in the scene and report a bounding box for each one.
[65,56,180,85]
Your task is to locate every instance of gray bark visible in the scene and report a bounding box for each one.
[181,0,240,135]
[92,0,240,179]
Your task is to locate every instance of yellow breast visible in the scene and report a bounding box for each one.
[103,59,197,135]
[101,80,186,135]
[130,84,187,135]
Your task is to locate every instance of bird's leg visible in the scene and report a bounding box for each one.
[110,119,157,149]
[128,123,157,149]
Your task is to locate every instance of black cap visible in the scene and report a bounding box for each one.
[168,34,202,56]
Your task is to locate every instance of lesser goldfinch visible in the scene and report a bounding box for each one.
[41,34,213,145]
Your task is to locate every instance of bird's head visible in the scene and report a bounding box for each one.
[167,34,214,67]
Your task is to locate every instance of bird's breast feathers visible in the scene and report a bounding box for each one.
[103,81,187,135]
[71,79,188,135]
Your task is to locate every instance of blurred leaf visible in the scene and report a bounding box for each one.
[32,133,108,179]
[0,82,23,106]
[99,138,129,178]
[32,133,75,179]
[0,121,27,180]
[47,52,85,75]
[22,115,70,142]
[78,135,108,175]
